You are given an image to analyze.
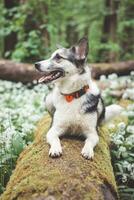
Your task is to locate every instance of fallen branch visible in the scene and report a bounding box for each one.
[1,113,128,200]
[0,59,133,83]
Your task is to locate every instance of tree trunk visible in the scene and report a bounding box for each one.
[0,0,4,58]
[100,0,120,62]
[0,114,125,200]
[43,3,50,47]
[66,18,79,45]
[4,0,18,57]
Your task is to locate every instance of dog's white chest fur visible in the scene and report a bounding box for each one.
[52,88,97,135]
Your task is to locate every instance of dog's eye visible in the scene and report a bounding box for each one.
[55,54,62,60]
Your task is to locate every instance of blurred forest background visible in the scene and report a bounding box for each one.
[0,0,133,64]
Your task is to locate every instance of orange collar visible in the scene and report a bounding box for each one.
[61,85,89,102]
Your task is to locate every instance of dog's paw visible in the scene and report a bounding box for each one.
[81,146,94,160]
[49,145,62,158]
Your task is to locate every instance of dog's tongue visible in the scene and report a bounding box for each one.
[38,76,46,83]
[38,75,52,83]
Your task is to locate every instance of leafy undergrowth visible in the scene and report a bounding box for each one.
[107,105,134,200]
[100,72,134,200]
[0,81,48,193]
[0,72,134,199]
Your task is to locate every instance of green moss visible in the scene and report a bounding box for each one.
[1,113,128,200]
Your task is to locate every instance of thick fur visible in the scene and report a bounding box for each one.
[35,38,122,159]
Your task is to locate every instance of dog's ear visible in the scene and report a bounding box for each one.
[71,37,88,60]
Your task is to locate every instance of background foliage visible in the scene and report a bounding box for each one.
[0,0,134,63]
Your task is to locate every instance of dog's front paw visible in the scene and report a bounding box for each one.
[81,146,94,160]
[49,145,62,158]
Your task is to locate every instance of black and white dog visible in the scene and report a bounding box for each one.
[35,38,122,159]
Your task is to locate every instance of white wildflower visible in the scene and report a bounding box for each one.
[110,81,119,89]
[118,122,126,131]
[126,135,134,145]
[122,174,127,183]
[130,71,134,76]
[108,73,118,80]
[126,126,134,134]
[119,146,126,153]
[100,75,107,81]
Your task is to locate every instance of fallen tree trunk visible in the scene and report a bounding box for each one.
[0,59,41,83]
[1,113,128,200]
[91,60,134,79]
[0,59,133,83]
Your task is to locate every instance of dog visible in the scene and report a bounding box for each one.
[35,37,122,159]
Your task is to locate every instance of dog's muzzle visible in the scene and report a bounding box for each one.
[37,68,65,84]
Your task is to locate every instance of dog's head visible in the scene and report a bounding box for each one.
[35,37,88,84]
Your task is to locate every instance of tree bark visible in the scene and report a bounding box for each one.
[0,0,4,58]
[91,60,134,79]
[4,0,18,57]
[0,114,125,200]
[100,0,120,62]
[0,59,41,83]
[0,59,133,83]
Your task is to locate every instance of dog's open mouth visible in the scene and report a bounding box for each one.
[38,69,65,83]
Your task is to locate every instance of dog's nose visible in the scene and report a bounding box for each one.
[35,62,41,70]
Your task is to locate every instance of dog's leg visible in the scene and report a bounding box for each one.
[46,126,63,157]
[45,92,55,116]
[81,129,99,159]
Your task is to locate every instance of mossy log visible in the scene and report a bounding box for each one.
[1,114,127,200]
